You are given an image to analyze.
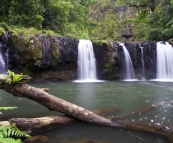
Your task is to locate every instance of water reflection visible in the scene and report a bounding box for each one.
[75,83,97,110]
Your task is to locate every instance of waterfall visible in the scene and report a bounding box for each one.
[0,32,9,74]
[140,45,145,80]
[77,40,97,81]
[120,43,135,80]
[0,43,6,73]
[156,42,173,80]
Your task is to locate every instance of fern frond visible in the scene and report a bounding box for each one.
[10,125,30,138]
[0,131,3,137]
[0,107,17,115]
[0,107,17,111]
[0,138,22,143]
[0,124,30,138]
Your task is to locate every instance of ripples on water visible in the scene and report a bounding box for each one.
[0,81,172,143]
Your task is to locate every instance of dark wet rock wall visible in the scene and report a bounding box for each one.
[4,34,79,81]
[110,41,157,80]
[1,33,160,81]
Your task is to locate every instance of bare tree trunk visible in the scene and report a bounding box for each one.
[0,75,121,127]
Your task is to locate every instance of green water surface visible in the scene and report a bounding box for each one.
[0,81,173,143]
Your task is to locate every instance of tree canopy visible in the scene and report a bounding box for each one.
[0,0,173,41]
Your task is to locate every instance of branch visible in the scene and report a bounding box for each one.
[0,75,121,127]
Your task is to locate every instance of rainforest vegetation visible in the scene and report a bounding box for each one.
[0,0,173,41]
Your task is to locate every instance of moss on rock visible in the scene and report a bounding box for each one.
[11,34,61,71]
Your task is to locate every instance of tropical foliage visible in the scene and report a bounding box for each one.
[148,4,173,40]
[8,70,23,84]
[0,107,17,115]
[0,0,173,41]
[0,124,30,143]
[0,101,29,143]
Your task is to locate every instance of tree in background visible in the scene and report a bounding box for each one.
[0,0,173,41]
[42,0,73,34]
[9,0,44,29]
[128,0,170,12]
[0,0,12,22]
[148,4,173,40]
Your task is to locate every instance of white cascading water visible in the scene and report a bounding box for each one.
[77,40,97,81]
[0,32,9,74]
[140,45,145,80]
[120,43,135,80]
[0,43,6,74]
[156,42,173,80]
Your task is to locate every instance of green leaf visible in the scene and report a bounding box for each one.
[0,106,17,111]
[0,106,17,115]
[0,138,22,143]
[8,70,23,84]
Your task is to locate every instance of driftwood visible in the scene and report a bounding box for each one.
[0,75,121,127]
[7,108,119,135]
[9,116,77,135]
[4,115,173,143]
[0,74,173,142]
[7,108,118,135]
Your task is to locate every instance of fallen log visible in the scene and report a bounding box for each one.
[1,116,173,143]
[0,75,121,127]
[7,108,119,135]
[9,116,77,135]
[0,74,173,143]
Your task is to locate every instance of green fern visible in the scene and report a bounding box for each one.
[0,124,30,143]
[1,124,30,138]
[0,138,22,143]
[0,107,17,115]
[0,101,29,143]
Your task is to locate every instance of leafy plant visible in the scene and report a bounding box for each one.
[0,124,30,143]
[0,138,22,143]
[0,107,17,115]
[8,70,23,84]
[0,101,30,143]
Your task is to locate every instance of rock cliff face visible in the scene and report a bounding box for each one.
[93,40,157,80]
[13,35,66,70]
[1,33,158,81]
[117,41,157,79]
[6,34,78,81]
[88,3,139,41]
